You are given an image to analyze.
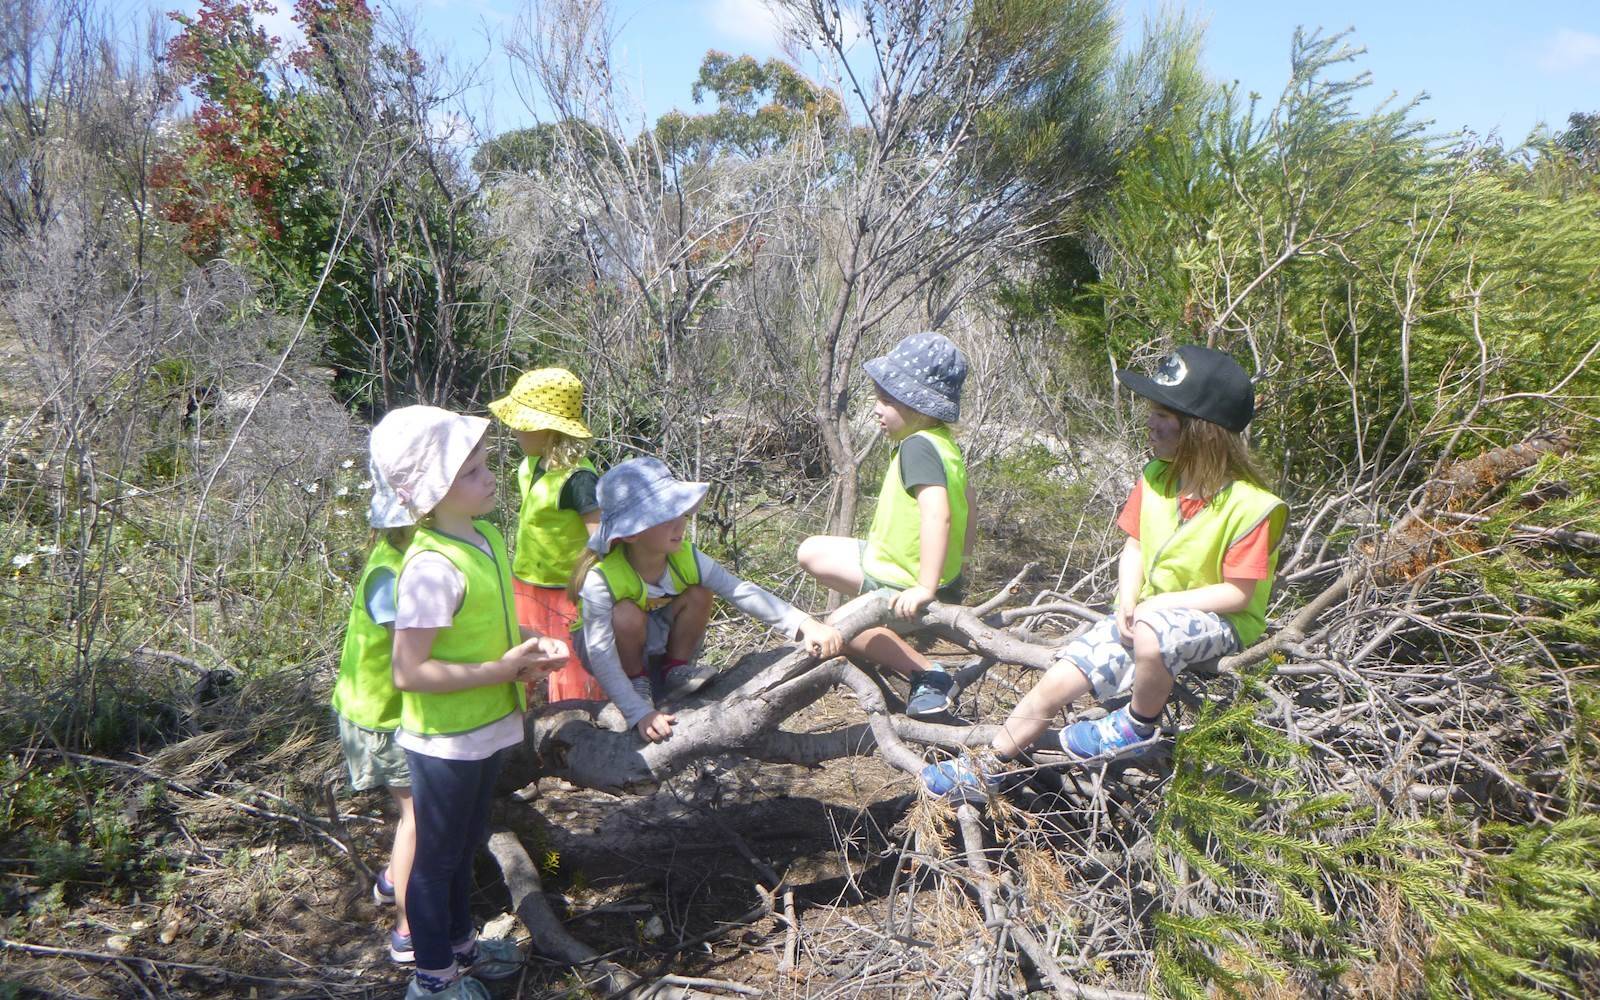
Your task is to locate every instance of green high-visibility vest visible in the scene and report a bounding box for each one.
[573,541,702,630]
[861,426,968,590]
[512,457,597,587]
[331,537,406,731]
[1135,460,1288,647]
[398,521,527,736]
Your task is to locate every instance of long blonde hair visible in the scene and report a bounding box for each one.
[568,545,606,603]
[1164,415,1266,500]
[542,431,588,471]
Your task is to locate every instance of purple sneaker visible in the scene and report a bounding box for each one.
[389,928,414,964]
[1061,707,1160,762]
[373,867,396,906]
[920,754,1001,800]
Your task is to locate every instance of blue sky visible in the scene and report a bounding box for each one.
[156,0,1599,145]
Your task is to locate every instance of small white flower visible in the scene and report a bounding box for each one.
[335,485,349,498]
[359,479,372,490]
[340,459,355,470]
[35,544,59,555]
[11,553,36,569]
[33,462,46,471]
[304,482,319,495]
[117,565,131,575]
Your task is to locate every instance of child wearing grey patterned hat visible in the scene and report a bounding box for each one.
[569,458,845,743]
[797,331,977,718]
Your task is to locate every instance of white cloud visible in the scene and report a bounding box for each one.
[703,0,785,52]
[1538,28,1600,73]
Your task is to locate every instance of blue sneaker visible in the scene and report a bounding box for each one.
[1061,707,1159,762]
[920,753,1002,799]
[906,669,955,717]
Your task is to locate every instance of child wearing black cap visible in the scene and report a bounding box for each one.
[923,345,1287,796]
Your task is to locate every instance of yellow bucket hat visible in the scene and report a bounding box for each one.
[488,368,593,439]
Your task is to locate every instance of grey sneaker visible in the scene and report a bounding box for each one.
[662,660,717,696]
[455,936,522,980]
[906,669,954,717]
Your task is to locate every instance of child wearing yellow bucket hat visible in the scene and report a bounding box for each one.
[489,368,606,703]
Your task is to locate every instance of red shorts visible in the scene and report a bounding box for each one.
[514,578,604,702]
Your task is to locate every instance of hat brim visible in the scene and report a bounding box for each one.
[589,480,709,553]
[1117,369,1201,421]
[863,357,960,423]
[488,397,593,439]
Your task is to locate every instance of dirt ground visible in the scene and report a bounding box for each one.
[2,668,968,999]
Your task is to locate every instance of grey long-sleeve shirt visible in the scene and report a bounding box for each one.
[579,548,809,729]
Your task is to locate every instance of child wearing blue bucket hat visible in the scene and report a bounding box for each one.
[798,331,977,717]
[569,457,844,742]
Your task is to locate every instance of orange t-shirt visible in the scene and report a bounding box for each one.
[1116,481,1273,580]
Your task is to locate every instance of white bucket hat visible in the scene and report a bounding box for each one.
[589,457,709,553]
[367,405,490,527]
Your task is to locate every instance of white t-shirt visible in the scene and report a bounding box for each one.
[393,532,524,761]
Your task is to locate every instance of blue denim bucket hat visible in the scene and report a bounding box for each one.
[863,332,967,423]
[589,457,710,553]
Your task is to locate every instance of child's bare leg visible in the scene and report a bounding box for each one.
[388,786,415,936]
[797,536,864,595]
[612,601,648,679]
[992,661,1093,758]
[665,585,713,662]
[1129,622,1174,720]
[847,627,931,679]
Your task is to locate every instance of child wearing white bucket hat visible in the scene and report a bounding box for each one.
[797,331,978,718]
[372,405,570,999]
[489,368,605,703]
[569,457,844,742]
[329,439,423,964]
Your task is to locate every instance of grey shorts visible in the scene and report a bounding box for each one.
[1058,609,1240,702]
[336,712,411,792]
[856,539,965,603]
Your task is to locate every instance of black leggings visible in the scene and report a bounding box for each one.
[404,748,504,971]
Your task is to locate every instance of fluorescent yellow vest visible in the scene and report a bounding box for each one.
[331,537,406,731]
[398,521,527,736]
[512,457,596,587]
[573,541,702,630]
[861,426,968,590]
[1135,460,1287,647]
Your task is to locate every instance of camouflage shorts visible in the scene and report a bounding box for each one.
[1057,608,1240,702]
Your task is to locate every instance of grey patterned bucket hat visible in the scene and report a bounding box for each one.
[589,457,710,553]
[863,332,967,423]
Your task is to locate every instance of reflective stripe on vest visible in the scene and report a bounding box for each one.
[1135,460,1287,647]
[572,541,702,631]
[861,426,968,590]
[398,521,527,736]
[513,457,596,587]
[331,537,406,731]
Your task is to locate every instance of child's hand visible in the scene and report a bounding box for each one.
[891,584,936,619]
[636,710,676,742]
[797,618,843,659]
[500,635,568,683]
[1117,598,1138,645]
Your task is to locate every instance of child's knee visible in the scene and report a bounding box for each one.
[1038,659,1090,704]
[796,535,826,574]
[612,601,647,639]
[680,583,713,613]
[1131,620,1165,665]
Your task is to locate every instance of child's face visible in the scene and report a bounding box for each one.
[626,508,695,557]
[872,388,928,441]
[515,429,552,457]
[435,439,496,518]
[1146,403,1183,461]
